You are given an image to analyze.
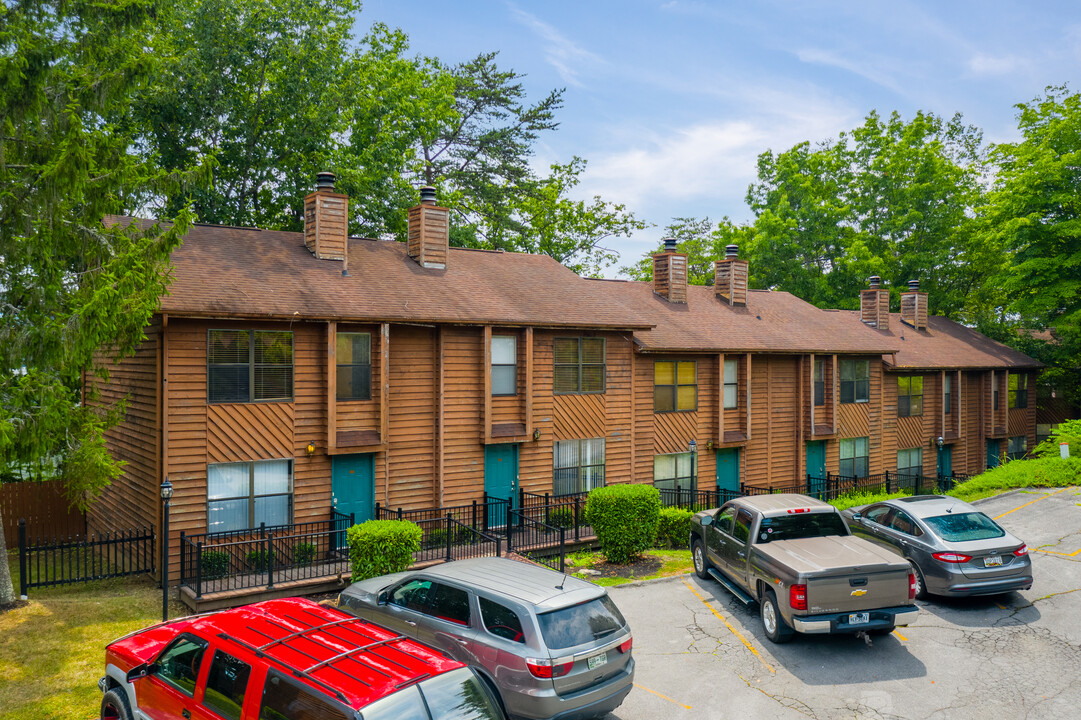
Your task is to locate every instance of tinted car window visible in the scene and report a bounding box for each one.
[360,685,428,720]
[419,667,504,720]
[427,583,471,626]
[480,597,525,643]
[537,595,626,650]
[390,579,433,612]
[203,650,251,720]
[732,509,753,543]
[757,512,848,543]
[864,505,893,525]
[889,509,923,537]
[714,507,735,534]
[156,635,208,697]
[924,512,1006,542]
[260,670,349,720]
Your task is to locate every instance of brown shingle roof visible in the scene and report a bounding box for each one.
[153,221,653,329]
[607,282,899,354]
[829,311,1041,370]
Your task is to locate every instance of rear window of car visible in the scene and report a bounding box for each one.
[757,512,848,543]
[360,668,502,720]
[537,595,626,650]
[923,512,1005,542]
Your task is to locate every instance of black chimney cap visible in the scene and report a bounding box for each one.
[663,237,678,252]
[725,244,739,259]
[420,186,437,205]
[868,275,881,289]
[908,279,920,292]
[316,172,336,191]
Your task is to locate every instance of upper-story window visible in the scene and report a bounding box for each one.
[813,358,826,407]
[208,329,293,403]
[944,374,952,415]
[839,359,869,404]
[654,361,696,412]
[336,332,371,401]
[724,357,739,410]
[897,376,923,417]
[839,437,869,478]
[553,338,605,394]
[1008,373,1028,409]
[491,335,517,396]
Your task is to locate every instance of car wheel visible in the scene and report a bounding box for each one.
[910,562,928,600]
[760,590,793,644]
[100,687,133,720]
[692,539,709,579]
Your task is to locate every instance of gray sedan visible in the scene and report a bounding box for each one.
[336,557,634,720]
[842,495,1033,599]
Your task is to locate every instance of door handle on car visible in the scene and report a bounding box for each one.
[737,551,745,558]
[183,710,191,720]
[405,620,417,626]
[455,638,469,645]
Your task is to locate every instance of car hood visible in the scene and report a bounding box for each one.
[106,621,186,670]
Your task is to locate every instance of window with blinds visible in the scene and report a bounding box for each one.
[840,359,869,404]
[724,357,739,410]
[491,335,517,396]
[336,332,372,401]
[207,459,293,533]
[553,438,605,496]
[654,361,697,412]
[208,329,293,403]
[553,338,605,394]
[653,452,695,491]
[897,447,922,477]
[839,437,869,478]
[813,358,825,407]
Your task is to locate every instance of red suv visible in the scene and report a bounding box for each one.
[98,597,505,720]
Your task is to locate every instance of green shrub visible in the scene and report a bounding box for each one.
[829,490,912,511]
[293,542,318,567]
[655,507,694,549]
[586,484,661,564]
[246,548,274,572]
[348,520,422,580]
[1032,419,1081,458]
[200,550,230,579]
[547,507,576,529]
[426,527,449,549]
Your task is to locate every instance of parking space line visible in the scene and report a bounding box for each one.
[993,487,1072,520]
[682,579,775,674]
[633,683,692,709]
[891,629,908,641]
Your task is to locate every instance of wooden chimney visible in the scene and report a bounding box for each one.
[653,237,688,303]
[860,276,890,329]
[900,279,928,330]
[408,186,449,269]
[303,172,348,271]
[714,244,748,306]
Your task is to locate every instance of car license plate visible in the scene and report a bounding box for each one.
[849,612,869,625]
[587,653,608,670]
[984,555,1003,567]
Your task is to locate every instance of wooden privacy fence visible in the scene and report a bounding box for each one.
[17,519,155,599]
[1,479,86,546]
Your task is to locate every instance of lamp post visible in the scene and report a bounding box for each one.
[160,479,173,622]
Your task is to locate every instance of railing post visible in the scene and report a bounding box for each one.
[886,470,892,494]
[544,493,550,526]
[472,500,478,533]
[559,528,566,573]
[375,502,381,519]
[265,534,274,590]
[179,531,186,585]
[445,514,453,562]
[496,536,502,558]
[397,507,403,521]
[195,541,204,600]
[573,496,581,542]
[18,518,28,600]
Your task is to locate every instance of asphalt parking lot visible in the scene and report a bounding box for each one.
[606,487,1081,720]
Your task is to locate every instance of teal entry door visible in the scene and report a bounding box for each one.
[987,440,1001,469]
[937,445,952,478]
[332,454,375,524]
[485,444,519,527]
[716,448,740,500]
[806,442,826,498]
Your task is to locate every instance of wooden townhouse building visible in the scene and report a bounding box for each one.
[85,178,1040,579]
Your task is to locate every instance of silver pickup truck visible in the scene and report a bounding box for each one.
[689,494,919,643]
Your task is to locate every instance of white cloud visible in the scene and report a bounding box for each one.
[508,5,604,88]
[796,47,904,95]
[966,53,1024,77]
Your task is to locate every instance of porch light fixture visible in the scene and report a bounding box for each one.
[936,436,945,448]
[533,428,541,441]
[306,441,316,457]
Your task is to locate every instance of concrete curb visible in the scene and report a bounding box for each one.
[600,572,691,590]
[970,489,1025,506]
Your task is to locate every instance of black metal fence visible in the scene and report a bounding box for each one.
[506,509,566,572]
[179,513,354,599]
[17,519,154,598]
[376,497,512,536]
[411,515,503,565]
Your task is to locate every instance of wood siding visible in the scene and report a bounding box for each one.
[207,403,294,463]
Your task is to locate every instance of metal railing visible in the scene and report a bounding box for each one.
[506,509,565,572]
[17,519,154,598]
[376,497,512,536]
[410,515,503,564]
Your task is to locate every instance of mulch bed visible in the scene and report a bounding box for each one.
[589,555,662,579]
[0,599,28,614]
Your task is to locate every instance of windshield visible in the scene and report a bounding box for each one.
[537,595,626,650]
[923,512,1005,542]
[756,512,849,543]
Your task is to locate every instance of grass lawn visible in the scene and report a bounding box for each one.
[0,550,189,720]
[564,548,692,587]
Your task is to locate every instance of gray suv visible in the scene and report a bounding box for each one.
[336,557,634,720]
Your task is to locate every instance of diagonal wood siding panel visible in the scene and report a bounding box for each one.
[896,416,924,453]
[207,402,295,463]
[837,402,869,437]
[654,412,699,455]
[554,393,606,440]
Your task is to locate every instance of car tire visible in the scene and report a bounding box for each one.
[692,539,710,579]
[760,590,794,644]
[910,562,928,600]
[100,687,133,720]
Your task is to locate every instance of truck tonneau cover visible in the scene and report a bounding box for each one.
[756,535,910,578]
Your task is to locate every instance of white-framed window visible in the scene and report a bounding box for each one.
[724,357,739,410]
[944,374,952,415]
[839,437,869,478]
[813,358,825,407]
[491,335,517,396]
[897,448,923,477]
[840,359,869,404]
[336,332,371,401]
[207,459,293,533]
[553,338,605,394]
[653,452,696,492]
[654,361,697,412]
[898,376,924,417]
[553,438,605,496]
[208,329,294,403]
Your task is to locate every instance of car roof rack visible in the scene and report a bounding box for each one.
[218,604,437,703]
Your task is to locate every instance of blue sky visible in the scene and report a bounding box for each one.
[359,1,1081,274]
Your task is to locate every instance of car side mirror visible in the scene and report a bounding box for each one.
[377,590,388,605]
[851,512,862,521]
[126,662,156,683]
[700,515,712,527]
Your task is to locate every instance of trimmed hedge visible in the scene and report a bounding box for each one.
[586,484,661,564]
[348,520,422,580]
[655,507,694,549]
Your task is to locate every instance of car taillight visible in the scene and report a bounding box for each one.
[526,658,574,679]
[789,583,807,611]
[618,637,633,654]
[932,552,972,563]
[1013,545,1029,557]
[908,572,917,600]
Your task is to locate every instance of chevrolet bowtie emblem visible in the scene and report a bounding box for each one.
[851,589,868,597]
